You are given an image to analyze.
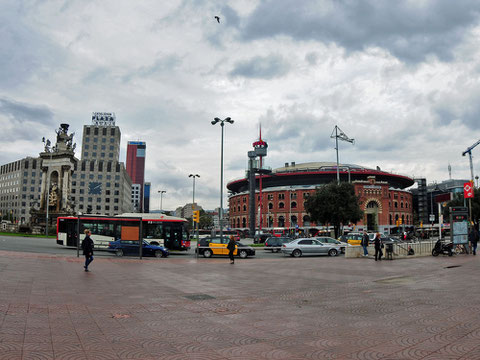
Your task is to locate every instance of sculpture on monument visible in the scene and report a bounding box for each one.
[31,124,78,229]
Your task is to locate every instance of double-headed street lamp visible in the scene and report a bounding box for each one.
[158,190,166,211]
[211,117,234,240]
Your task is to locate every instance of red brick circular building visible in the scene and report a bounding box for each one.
[227,162,414,235]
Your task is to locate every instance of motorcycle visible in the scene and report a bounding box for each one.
[432,239,453,257]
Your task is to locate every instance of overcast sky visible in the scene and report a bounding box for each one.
[2,0,480,211]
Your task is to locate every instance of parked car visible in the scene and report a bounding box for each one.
[196,237,255,258]
[254,233,271,244]
[108,240,169,258]
[264,237,292,252]
[315,236,349,253]
[282,238,342,257]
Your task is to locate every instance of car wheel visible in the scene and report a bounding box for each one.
[115,249,124,257]
[292,249,302,258]
[203,249,212,258]
[155,250,163,258]
[328,249,338,257]
[273,248,279,253]
[239,250,248,259]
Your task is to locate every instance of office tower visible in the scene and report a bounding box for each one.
[126,141,146,212]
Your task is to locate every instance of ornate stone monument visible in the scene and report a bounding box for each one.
[31,124,77,230]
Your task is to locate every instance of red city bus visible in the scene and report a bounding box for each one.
[57,213,190,251]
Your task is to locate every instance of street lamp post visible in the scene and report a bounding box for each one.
[211,117,234,240]
[189,174,200,234]
[158,190,166,212]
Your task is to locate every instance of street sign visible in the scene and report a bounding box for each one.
[464,182,474,198]
[429,214,435,222]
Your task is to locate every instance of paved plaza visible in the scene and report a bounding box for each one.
[1,249,480,359]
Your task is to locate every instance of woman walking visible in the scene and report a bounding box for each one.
[227,235,236,264]
[374,233,383,261]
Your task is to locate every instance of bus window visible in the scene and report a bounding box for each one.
[144,222,163,239]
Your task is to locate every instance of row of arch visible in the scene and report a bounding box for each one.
[231,201,302,214]
[231,215,311,229]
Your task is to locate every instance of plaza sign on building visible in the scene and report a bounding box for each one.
[464,182,474,198]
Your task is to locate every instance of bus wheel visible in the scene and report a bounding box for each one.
[155,250,163,258]
[116,249,124,257]
[203,249,212,258]
[239,250,248,259]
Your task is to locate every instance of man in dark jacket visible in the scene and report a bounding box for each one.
[81,229,94,272]
[469,225,479,256]
[361,230,369,257]
[227,235,236,264]
[374,233,383,261]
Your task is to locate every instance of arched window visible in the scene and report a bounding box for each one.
[291,201,297,209]
[268,217,273,227]
[389,214,392,225]
[268,202,273,209]
[291,215,297,226]
[278,216,285,227]
[237,218,240,227]
[366,201,378,209]
[242,218,246,227]
[243,205,246,211]
[279,202,285,209]
[237,206,240,212]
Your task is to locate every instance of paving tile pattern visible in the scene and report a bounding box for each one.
[1,250,480,359]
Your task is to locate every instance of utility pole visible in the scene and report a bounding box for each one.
[330,125,354,184]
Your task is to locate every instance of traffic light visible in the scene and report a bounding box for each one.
[193,210,200,223]
[399,218,402,225]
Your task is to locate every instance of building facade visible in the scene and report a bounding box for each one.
[0,114,133,224]
[71,114,132,215]
[126,141,146,212]
[227,162,415,234]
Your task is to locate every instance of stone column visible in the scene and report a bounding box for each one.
[40,169,48,210]
[62,166,70,211]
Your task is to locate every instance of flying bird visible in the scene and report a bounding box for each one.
[214,16,220,23]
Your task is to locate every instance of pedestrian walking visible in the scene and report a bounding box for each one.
[227,235,236,264]
[374,233,383,261]
[469,225,479,256]
[81,229,94,272]
[361,230,369,257]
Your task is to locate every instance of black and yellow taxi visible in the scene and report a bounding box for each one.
[196,237,255,259]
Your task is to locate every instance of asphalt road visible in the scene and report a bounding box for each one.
[0,235,305,260]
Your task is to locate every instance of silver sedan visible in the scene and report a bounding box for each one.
[282,238,342,257]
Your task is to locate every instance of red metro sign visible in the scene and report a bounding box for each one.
[464,182,474,198]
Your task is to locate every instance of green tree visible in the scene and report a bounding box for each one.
[305,182,363,238]
[199,209,213,229]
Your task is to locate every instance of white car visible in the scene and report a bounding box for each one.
[282,238,342,257]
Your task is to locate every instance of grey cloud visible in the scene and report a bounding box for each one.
[0,3,66,88]
[121,55,183,83]
[230,55,290,79]
[240,0,480,63]
[305,52,319,65]
[259,108,331,152]
[0,97,56,142]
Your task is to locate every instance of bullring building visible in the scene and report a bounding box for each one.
[227,162,415,235]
